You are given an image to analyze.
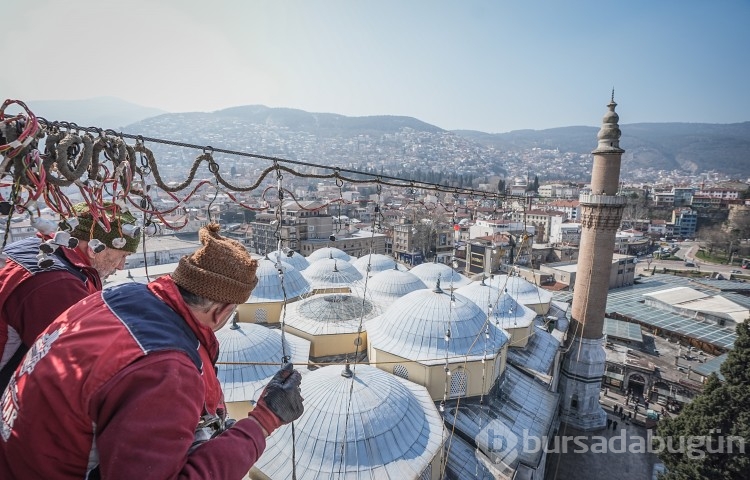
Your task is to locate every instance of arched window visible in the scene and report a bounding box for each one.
[449,369,468,397]
[255,308,268,324]
[393,364,409,380]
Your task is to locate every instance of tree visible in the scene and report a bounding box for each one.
[656,322,750,479]
[497,178,506,194]
[532,175,539,192]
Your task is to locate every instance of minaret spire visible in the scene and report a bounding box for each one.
[558,94,628,431]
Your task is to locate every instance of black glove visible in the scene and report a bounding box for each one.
[250,363,304,434]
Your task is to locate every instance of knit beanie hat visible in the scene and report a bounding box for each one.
[69,202,141,253]
[171,223,258,304]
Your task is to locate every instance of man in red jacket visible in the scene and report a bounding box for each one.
[0,202,140,391]
[0,222,304,479]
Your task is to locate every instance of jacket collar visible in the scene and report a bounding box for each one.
[148,276,220,361]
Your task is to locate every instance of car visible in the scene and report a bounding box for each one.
[731,270,741,274]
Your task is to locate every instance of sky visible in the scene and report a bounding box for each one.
[2,0,749,133]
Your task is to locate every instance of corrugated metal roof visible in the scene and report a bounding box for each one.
[254,365,444,479]
[604,318,644,343]
[246,258,310,303]
[643,287,709,305]
[301,258,363,290]
[307,247,352,262]
[284,293,380,336]
[409,262,472,289]
[691,353,727,380]
[352,253,408,276]
[367,288,509,366]
[215,322,310,403]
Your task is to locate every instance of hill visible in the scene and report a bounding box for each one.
[454,122,750,177]
[23,97,166,131]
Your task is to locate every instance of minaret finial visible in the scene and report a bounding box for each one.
[611,87,615,103]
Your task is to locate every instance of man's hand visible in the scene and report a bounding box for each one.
[248,363,304,435]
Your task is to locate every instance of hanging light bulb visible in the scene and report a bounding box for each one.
[485,325,490,339]
[444,329,451,343]
[439,401,445,413]
[121,224,141,239]
[450,294,457,307]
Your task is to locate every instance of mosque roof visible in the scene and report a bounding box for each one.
[246,257,310,303]
[351,268,427,306]
[254,364,444,479]
[352,253,408,276]
[506,326,561,377]
[268,249,310,271]
[284,293,380,335]
[301,258,363,290]
[215,320,310,403]
[495,274,553,306]
[445,365,559,471]
[456,278,537,330]
[367,287,509,365]
[307,246,352,262]
[409,262,471,289]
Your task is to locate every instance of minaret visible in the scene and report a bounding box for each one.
[558,92,627,431]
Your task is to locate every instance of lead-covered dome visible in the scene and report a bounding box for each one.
[253,365,444,479]
[301,258,363,290]
[497,274,553,310]
[307,247,351,263]
[367,285,508,365]
[284,292,379,336]
[409,262,471,289]
[351,267,427,306]
[456,277,536,329]
[215,321,310,402]
[267,250,310,271]
[247,257,310,303]
[352,253,407,276]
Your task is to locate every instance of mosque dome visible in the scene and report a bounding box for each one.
[253,365,444,479]
[307,247,351,263]
[455,276,505,314]
[284,292,379,336]
[409,262,471,289]
[267,250,310,271]
[351,267,427,306]
[497,274,553,309]
[247,257,310,303]
[367,286,509,364]
[215,321,310,403]
[301,258,363,290]
[351,253,407,276]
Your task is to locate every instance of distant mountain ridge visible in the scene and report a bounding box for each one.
[455,122,750,177]
[20,98,749,178]
[22,97,166,131]
[216,105,445,136]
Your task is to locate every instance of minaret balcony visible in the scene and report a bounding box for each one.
[578,193,628,206]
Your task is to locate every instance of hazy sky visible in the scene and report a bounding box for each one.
[2,0,748,133]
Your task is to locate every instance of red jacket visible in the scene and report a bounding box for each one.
[0,236,101,390]
[0,276,266,479]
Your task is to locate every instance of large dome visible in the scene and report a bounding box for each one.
[352,253,407,276]
[254,365,443,479]
[497,274,553,307]
[307,247,351,263]
[284,293,379,336]
[351,268,426,306]
[409,262,471,289]
[301,258,363,290]
[267,250,310,271]
[247,257,310,303]
[215,321,310,402]
[455,277,506,315]
[367,287,508,365]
